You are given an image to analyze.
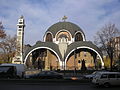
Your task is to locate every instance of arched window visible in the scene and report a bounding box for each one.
[75,32,83,41]
[56,31,71,41]
[45,33,53,42]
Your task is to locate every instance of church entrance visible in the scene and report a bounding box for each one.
[25,48,60,71]
[66,48,103,70]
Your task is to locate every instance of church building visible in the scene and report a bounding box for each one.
[13,16,104,70]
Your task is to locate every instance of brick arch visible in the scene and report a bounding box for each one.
[24,47,62,68]
[65,46,104,69]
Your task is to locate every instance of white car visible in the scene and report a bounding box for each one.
[84,71,108,79]
[92,72,120,87]
[0,63,25,78]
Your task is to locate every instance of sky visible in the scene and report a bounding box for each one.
[0,0,120,45]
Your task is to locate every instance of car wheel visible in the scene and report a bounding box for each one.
[104,82,110,88]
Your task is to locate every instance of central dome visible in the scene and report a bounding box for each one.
[46,21,85,37]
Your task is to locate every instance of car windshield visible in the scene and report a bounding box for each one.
[94,73,100,78]
[39,71,59,75]
[92,71,98,75]
[47,72,52,75]
[92,71,105,75]
[0,67,11,72]
[40,71,46,74]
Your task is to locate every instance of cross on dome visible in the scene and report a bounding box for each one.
[62,15,68,22]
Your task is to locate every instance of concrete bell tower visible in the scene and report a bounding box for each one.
[13,15,25,64]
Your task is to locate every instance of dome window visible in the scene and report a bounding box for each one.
[56,31,71,41]
[45,33,53,42]
[75,32,83,41]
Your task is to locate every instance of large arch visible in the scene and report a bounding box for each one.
[65,46,104,69]
[24,46,62,67]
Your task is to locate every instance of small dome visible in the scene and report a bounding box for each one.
[46,21,85,38]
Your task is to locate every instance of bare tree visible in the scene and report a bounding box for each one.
[94,23,120,71]
[0,35,17,63]
[0,22,17,63]
[0,22,6,39]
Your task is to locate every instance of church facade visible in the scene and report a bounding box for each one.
[13,16,104,70]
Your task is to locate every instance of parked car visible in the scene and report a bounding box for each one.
[84,71,108,79]
[0,66,17,78]
[92,72,120,87]
[29,71,63,79]
[0,64,25,78]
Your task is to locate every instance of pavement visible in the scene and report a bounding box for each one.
[0,78,91,84]
[0,79,120,90]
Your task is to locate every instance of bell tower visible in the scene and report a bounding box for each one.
[13,15,25,64]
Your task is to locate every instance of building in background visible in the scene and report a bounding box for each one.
[112,37,120,60]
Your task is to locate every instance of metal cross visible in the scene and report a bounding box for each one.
[62,15,68,21]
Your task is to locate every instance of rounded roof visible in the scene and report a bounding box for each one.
[24,41,62,61]
[65,41,103,58]
[46,21,85,37]
[24,41,103,63]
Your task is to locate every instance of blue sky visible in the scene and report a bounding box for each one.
[0,0,120,45]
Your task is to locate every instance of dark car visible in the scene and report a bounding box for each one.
[30,71,63,79]
[0,66,17,79]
